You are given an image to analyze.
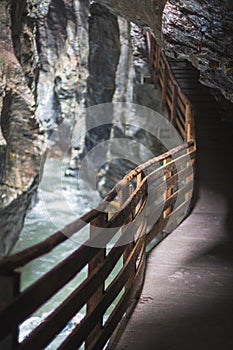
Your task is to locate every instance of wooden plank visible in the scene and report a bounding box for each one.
[147,149,196,186]
[122,183,136,291]
[185,102,194,142]
[146,197,192,245]
[176,109,185,128]
[166,95,173,112]
[0,210,100,274]
[0,244,103,342]
[87,247,146,350]
[175,118,186,139]
[0,273,20,349]
[107,183,146,229]
[177,95,186,114]
[176,108,186,128]
[147,174,193,213]
[163,157,173,218]
[111,142,194,185]
[18,216,148,349]
[86,214,107,349]
[146,174,193,229]
[142,142,194,172]
[57,235,145,350]
[17,239,129,349]
[179,92,189,107]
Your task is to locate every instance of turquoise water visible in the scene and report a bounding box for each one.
[13,157,126,349]
[13,159,92,348]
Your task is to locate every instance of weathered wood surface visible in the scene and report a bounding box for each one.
[113,36,233,350]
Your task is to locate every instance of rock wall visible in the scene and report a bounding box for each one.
[96,21,165,195]
[83,3,120,156]
[97,0,233,103]
[0,0,90,254]
[96,0,167,41]
[0,1,44,254]
[163,0,233,102]
[37,0,89,155]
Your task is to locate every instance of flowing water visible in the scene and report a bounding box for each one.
[13,158,93,349]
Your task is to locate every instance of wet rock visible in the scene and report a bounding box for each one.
[0,1,44,254]
[11,0,39,93]
[96,0,167,41]
[37,0,89,154]
[97,0,233,102]
[83,2,120,157]
[163,0,233,102]
[98,23,165,195]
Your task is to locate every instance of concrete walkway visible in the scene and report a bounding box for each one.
[113,62,233,350]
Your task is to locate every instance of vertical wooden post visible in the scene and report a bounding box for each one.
[147,34,157,86]
[120,182,134,245]
[85,213,107,349]
[156,43,160,72]
[163,157,173,218]
[185,102,193,142]
[0,272,20,349]
[185,143,196,210]
[161,64,168,111]
[147,32,152,67]
[135,173,143,216]
[135,172,147,240]
[184,102,195,205]
[135,172,147,256]
[185,146,193,201]
[170,84,178,125]
[120,183,135,290]
[188,143,196,211]
[153,40,156,69]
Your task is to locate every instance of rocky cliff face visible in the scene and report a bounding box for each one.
[83,2,120,157]
[37,0,89,154]
[0,1,43,254]
[96,0,167,41]
[163,0,233,102]
[0,0,90,254]
[97,0,233,103]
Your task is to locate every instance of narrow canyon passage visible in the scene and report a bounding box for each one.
[0,1,233,349]
[112,59,233,350]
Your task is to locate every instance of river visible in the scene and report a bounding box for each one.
[13,158,93,349]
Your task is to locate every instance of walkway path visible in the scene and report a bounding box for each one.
[112,59,233,350]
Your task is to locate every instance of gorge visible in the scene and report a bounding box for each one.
[0,0,232,254]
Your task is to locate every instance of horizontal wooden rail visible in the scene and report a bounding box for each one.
[0,33,196,350]
[146,32,195,142]
[0,142,193,274]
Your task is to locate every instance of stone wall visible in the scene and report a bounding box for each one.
[0,1,44,254]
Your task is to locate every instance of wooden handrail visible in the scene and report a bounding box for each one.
[145,32,195,143]
[0,34,196,350]
[0,142,193,274]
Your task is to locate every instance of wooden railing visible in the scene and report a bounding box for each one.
[146,32,195,143]
[0,35,196,350]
